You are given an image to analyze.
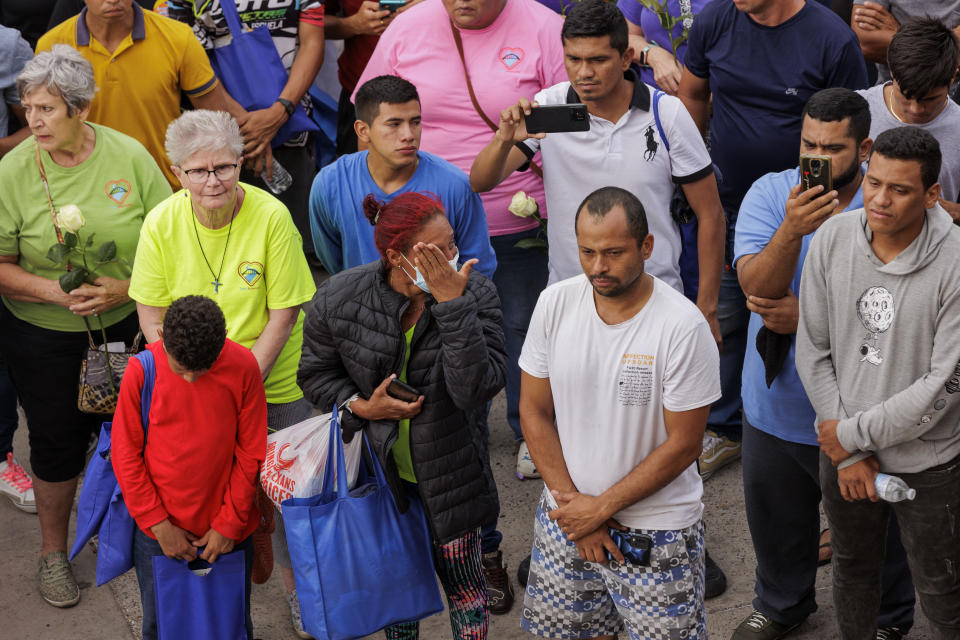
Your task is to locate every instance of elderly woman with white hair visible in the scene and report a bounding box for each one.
[0,45,170,608]
[128,108,315,637]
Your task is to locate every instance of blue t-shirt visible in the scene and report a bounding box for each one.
[309,150,497,277]
[684,0,867,247]
[734,166,864,445]
[0,26,32,138]
[617,0,709,91]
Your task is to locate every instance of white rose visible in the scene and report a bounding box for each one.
[56,204,85,233]
[508,191,538,218]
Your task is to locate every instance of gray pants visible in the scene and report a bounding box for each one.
[267,398,314,568]
[821,451,960,639]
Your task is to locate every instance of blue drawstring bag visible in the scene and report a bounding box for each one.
[71,350,156,585]
[651,89,723,303]
[282,408,443,640]
[209,0,318,148]
[152,550,248,640]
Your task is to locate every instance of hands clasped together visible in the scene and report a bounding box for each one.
[151,519,236,563]
[547,489,627,565]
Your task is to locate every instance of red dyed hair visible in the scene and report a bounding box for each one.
[362,192,445,258]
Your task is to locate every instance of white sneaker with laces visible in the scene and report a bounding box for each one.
[516,441,541,479]
[0,452,36,513]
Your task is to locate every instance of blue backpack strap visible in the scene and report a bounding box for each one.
[652,89,670,153]
[133,350,156,439]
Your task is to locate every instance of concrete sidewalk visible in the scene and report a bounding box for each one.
[0,396,932,639]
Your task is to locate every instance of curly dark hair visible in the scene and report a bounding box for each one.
[162,295,227,372]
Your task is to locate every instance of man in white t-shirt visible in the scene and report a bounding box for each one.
[518,186,720,639]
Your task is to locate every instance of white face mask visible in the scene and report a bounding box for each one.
[400,251,460,294]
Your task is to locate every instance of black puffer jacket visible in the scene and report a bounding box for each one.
[298,261,506,544]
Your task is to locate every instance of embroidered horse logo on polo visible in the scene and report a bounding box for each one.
[643,125,658,161]
[499,47,524,71]
[238,261,264,287]
[105,179,132,208]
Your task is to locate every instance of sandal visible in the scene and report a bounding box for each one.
[818,528,832,566]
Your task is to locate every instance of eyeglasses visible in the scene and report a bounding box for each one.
[180,163,239,183]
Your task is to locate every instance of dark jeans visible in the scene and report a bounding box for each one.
[473,405,503,555]
[822,451,960,638]
[241,141,316,262]
[742,421,914,629]
[0,354,19,458]
[707,267,748,442]
[489,229,548,441]
[134,528,254,640]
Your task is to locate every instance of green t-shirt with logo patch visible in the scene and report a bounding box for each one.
[0,124,172,332]
[129,183,316,403]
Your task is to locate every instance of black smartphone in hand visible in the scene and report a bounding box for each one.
[386,379,420,402]
[524,104,590,134]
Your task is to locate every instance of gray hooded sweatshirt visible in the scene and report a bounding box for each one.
[797,203,960,473]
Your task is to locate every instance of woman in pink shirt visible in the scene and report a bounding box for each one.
[355,4,566,580]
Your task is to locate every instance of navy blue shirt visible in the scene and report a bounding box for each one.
[684,0,867,255]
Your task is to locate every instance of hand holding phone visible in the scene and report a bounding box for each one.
[348,375,423,421]
[784,157,839,237]
[523,104,590,134]
[386,378,420,402]
[352,1,393,36]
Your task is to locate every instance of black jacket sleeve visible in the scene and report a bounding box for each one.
[297,285,366,437]
[430,274,506,411]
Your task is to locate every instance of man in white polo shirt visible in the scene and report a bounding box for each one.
[518,186,720,638]
[470,0,724,344]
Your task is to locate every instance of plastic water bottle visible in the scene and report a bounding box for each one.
[261,157,292,195]
[874,473,916,502]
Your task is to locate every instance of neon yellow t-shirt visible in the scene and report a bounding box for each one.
[391,325,417,483]
[0,125,171,332]
[129,185,316,403]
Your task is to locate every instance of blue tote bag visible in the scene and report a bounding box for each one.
[71,350,156,585]
[152,550,247,640]
[282,408,443,640]
[210,0,318,147]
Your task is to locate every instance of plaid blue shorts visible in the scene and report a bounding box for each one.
[521,488,707,639]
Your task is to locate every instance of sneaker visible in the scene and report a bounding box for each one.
[704,550,727,599]
[516,441,540,479]
[0,452,36,513]
[699,430,741,481]
[517,553,531,588]
[731,610,800,640]
[482,550,515,615]
[38,551,80,608]
[876,628,904,640]
[285,590,313,639]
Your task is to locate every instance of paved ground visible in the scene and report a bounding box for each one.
[0,394,933,639]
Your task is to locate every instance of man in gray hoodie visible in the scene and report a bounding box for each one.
[797,126,960,638]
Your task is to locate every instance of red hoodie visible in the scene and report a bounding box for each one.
[112,340,267,541]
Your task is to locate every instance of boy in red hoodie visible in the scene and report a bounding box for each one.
[113,295,267,640]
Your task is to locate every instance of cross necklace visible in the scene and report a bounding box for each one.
[191,189,240,293]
